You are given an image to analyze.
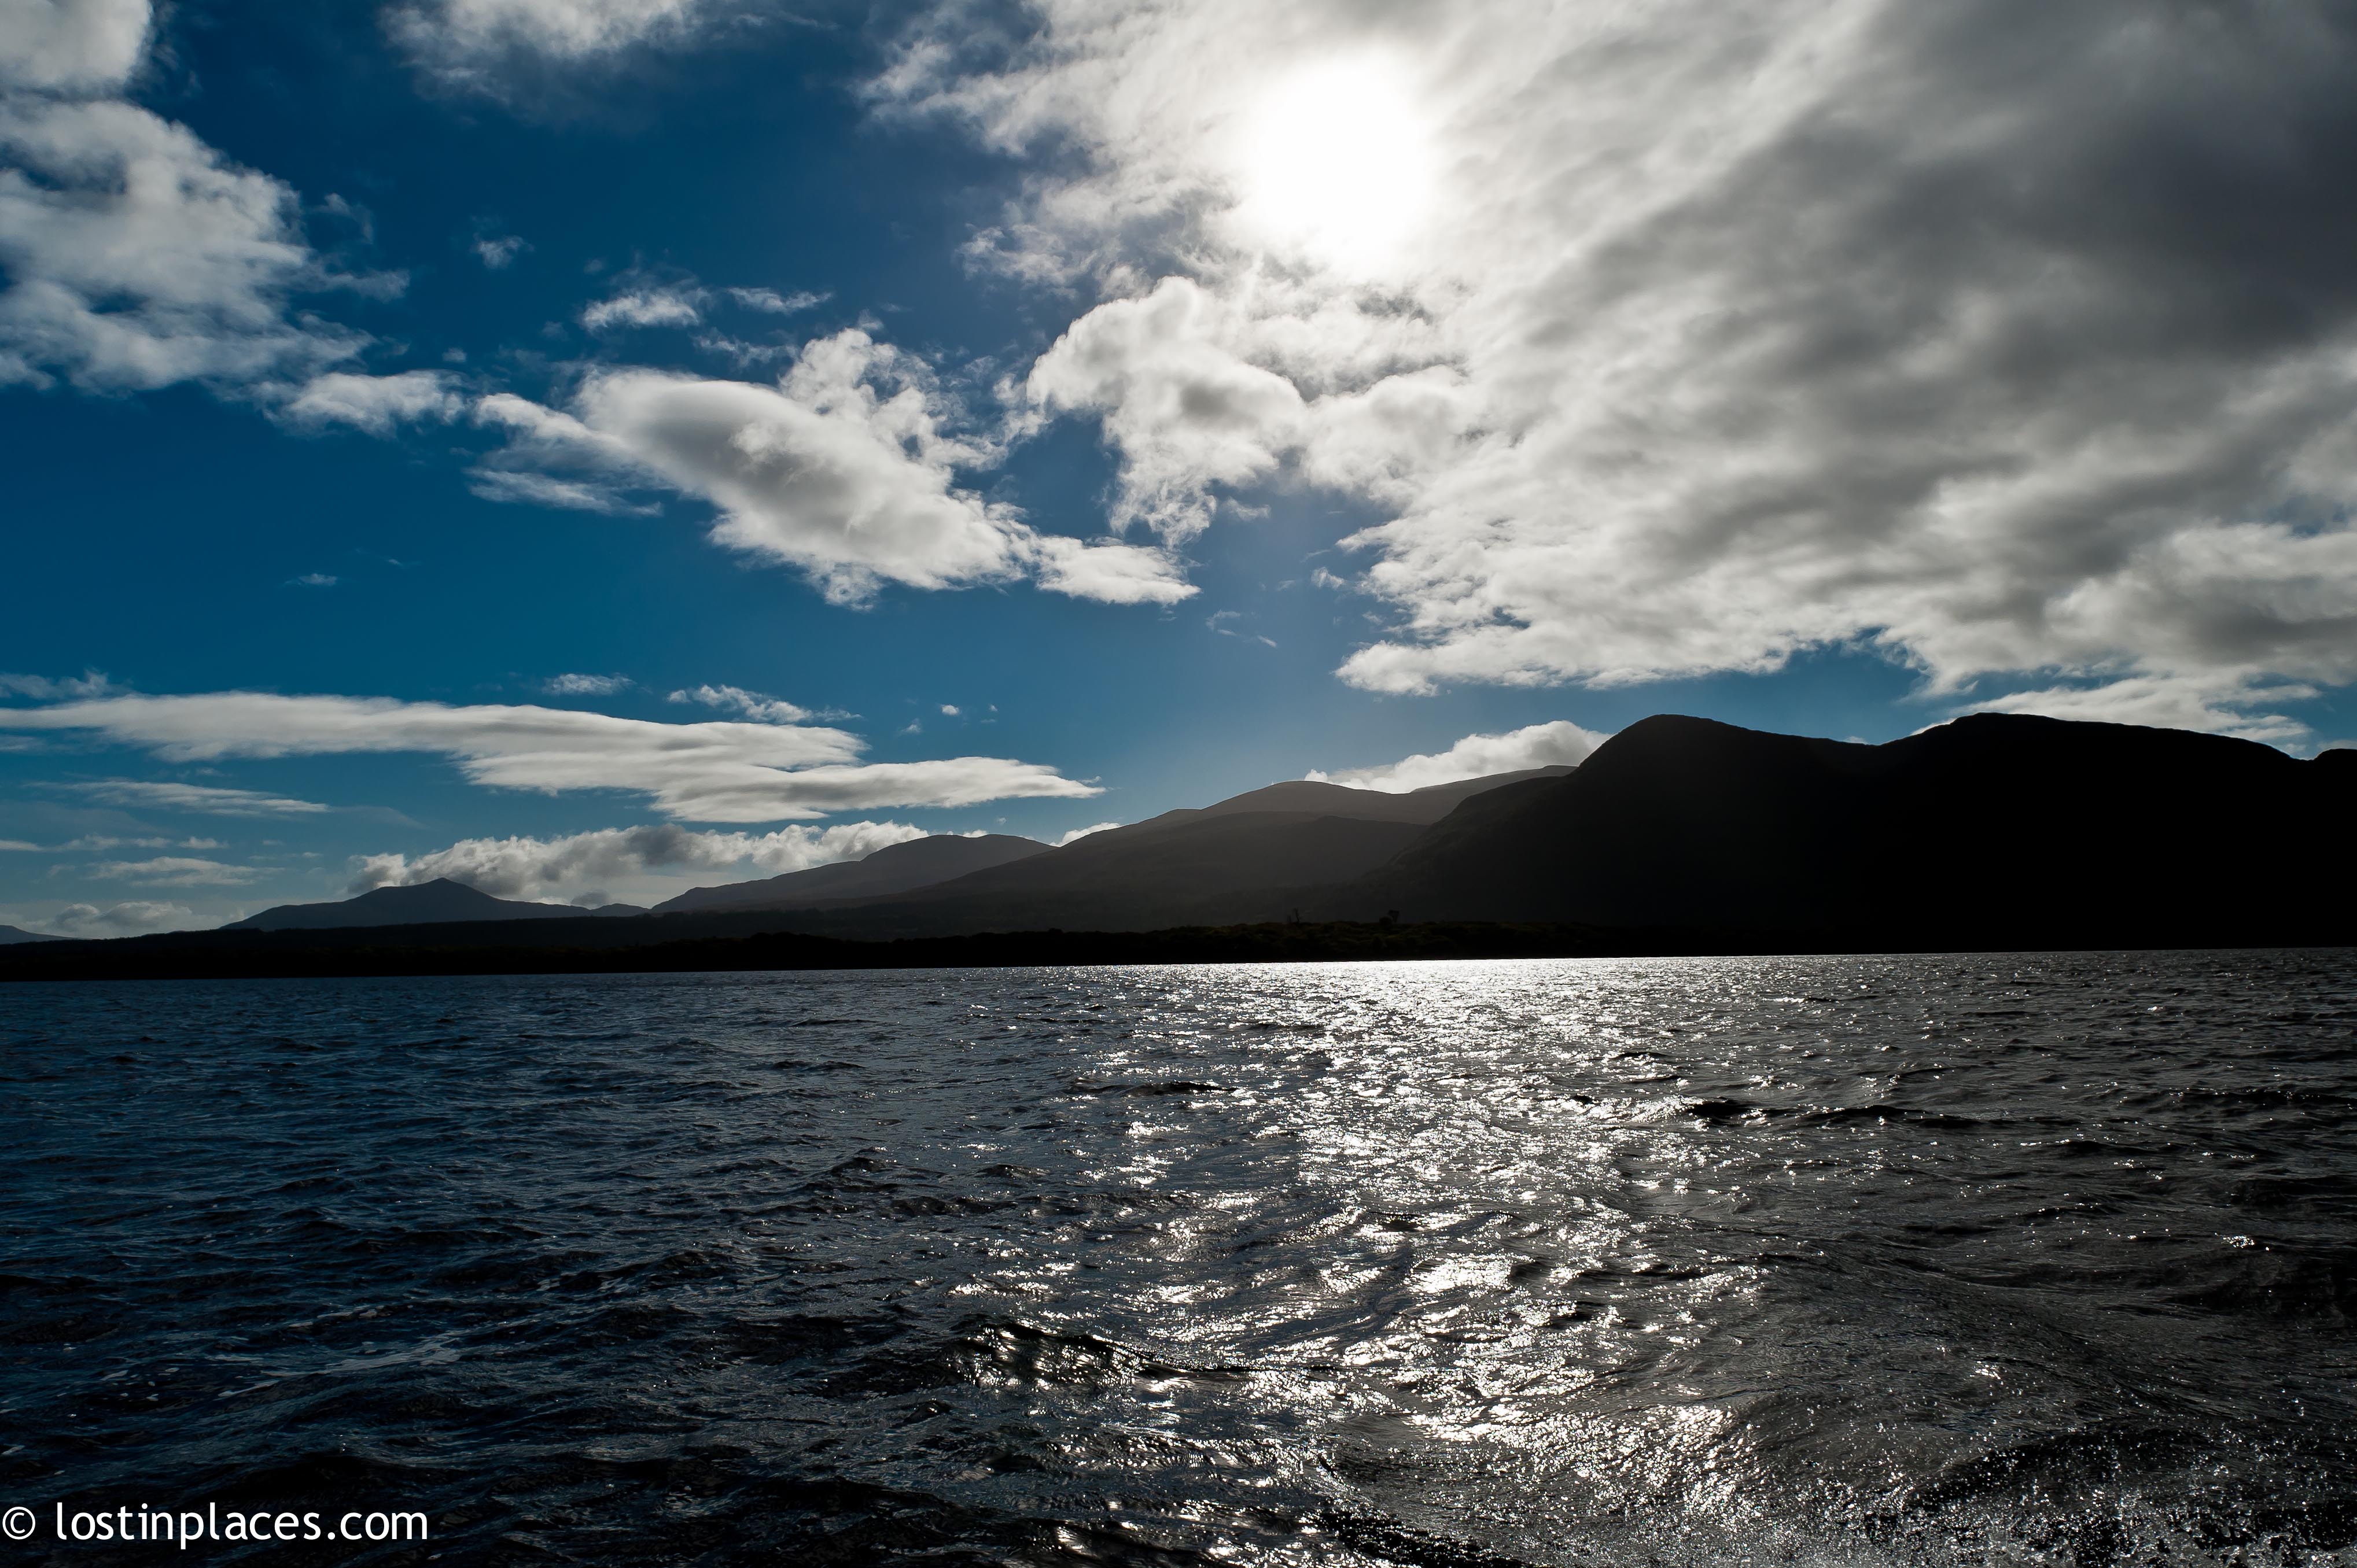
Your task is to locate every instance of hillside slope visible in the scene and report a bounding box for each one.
[1364,713,2357,945]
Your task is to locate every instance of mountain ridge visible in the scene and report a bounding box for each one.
[654,832,1049,916]
[226,878,647,932]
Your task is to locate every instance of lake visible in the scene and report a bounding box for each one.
[6,951,2355,1565]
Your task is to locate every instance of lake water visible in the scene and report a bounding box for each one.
[5,952,2356,1566]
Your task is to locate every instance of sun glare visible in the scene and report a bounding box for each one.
[1233,57,1436,271]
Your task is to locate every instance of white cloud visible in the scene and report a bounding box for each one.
[1054,821,1118,846]
[546,672,632,696]
[472,328,1195,605]
[474,233,526,268]
[348,818,926,901]
[467,467,651,515]
[0,838,39,850]
[888,0,2357,724]
[581,286,704,332]
[728,286,826,314]
[1965,673,2318,747]
[288,572,337,586]
[1307,720,1607,793]
[88,855,261,886]
[1027,276,1309,540]
[280,370,463,435]
[0,0,149,92]
[0,98,375,393]
[61,833,218,849]
[46,898,198,936]
[0,669,115,699]
[71,779,331,816]
[4,690,1099,822]
[391,0,711,76]
[667,683,809,724]
[939,704,959,717]
[0,1,387,397]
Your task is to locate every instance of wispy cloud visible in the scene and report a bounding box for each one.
[279,371,464,436]
[391,0,716,82]
[4,691,1099,823]
[0,670,117,700]
[728,287,828,315]
[667,684,809,724]
[71,780,332,817]
[88,856,263,887]
[581,286,705,332]
[546,672,634,696]
[474,233,528,269]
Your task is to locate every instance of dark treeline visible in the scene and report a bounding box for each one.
[5,917,2354,984]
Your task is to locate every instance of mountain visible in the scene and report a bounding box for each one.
[1139,766,1577,829]
[224,879,648,932]
[727,766,1578,938]
[654,833,1050,916]
[651,774,1574,926]
[0,924,58,945]
[1362,713,2357,946]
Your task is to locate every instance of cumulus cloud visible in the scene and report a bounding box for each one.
[472,327,1195,604]
[71,779,330,816]
[0,838,40,851]
[0,1,384,396]
[46,898,198,936]
[2,690,1098,822]
[280,370,464,435]
[1307,720,1607,793]
[348,818,926,900]
[87,855,262,886]
[888,0,2357,726]
[545,672,632,696]
[0,0,149,92]
[1054,821,1118,846]
[1027,276,1309,540]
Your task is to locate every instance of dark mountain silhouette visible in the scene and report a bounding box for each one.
[225,878,647,932]
[10,714,2348,984]
[1360,713,2357,946]
[654,832,1049,915]
[0,923,58,945]
[649,770,1574,933]
[1139,766,1576,828]
[711,766,1577,938]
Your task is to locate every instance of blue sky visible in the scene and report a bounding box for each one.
[6,0,2356,933]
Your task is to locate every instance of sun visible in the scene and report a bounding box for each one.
[1231,57,1437,272]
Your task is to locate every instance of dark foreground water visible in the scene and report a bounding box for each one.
[6,953,2357,1567]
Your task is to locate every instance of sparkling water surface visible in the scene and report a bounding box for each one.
[6,951,2357,1566]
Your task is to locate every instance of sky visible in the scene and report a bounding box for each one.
[5,0,2357,934]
